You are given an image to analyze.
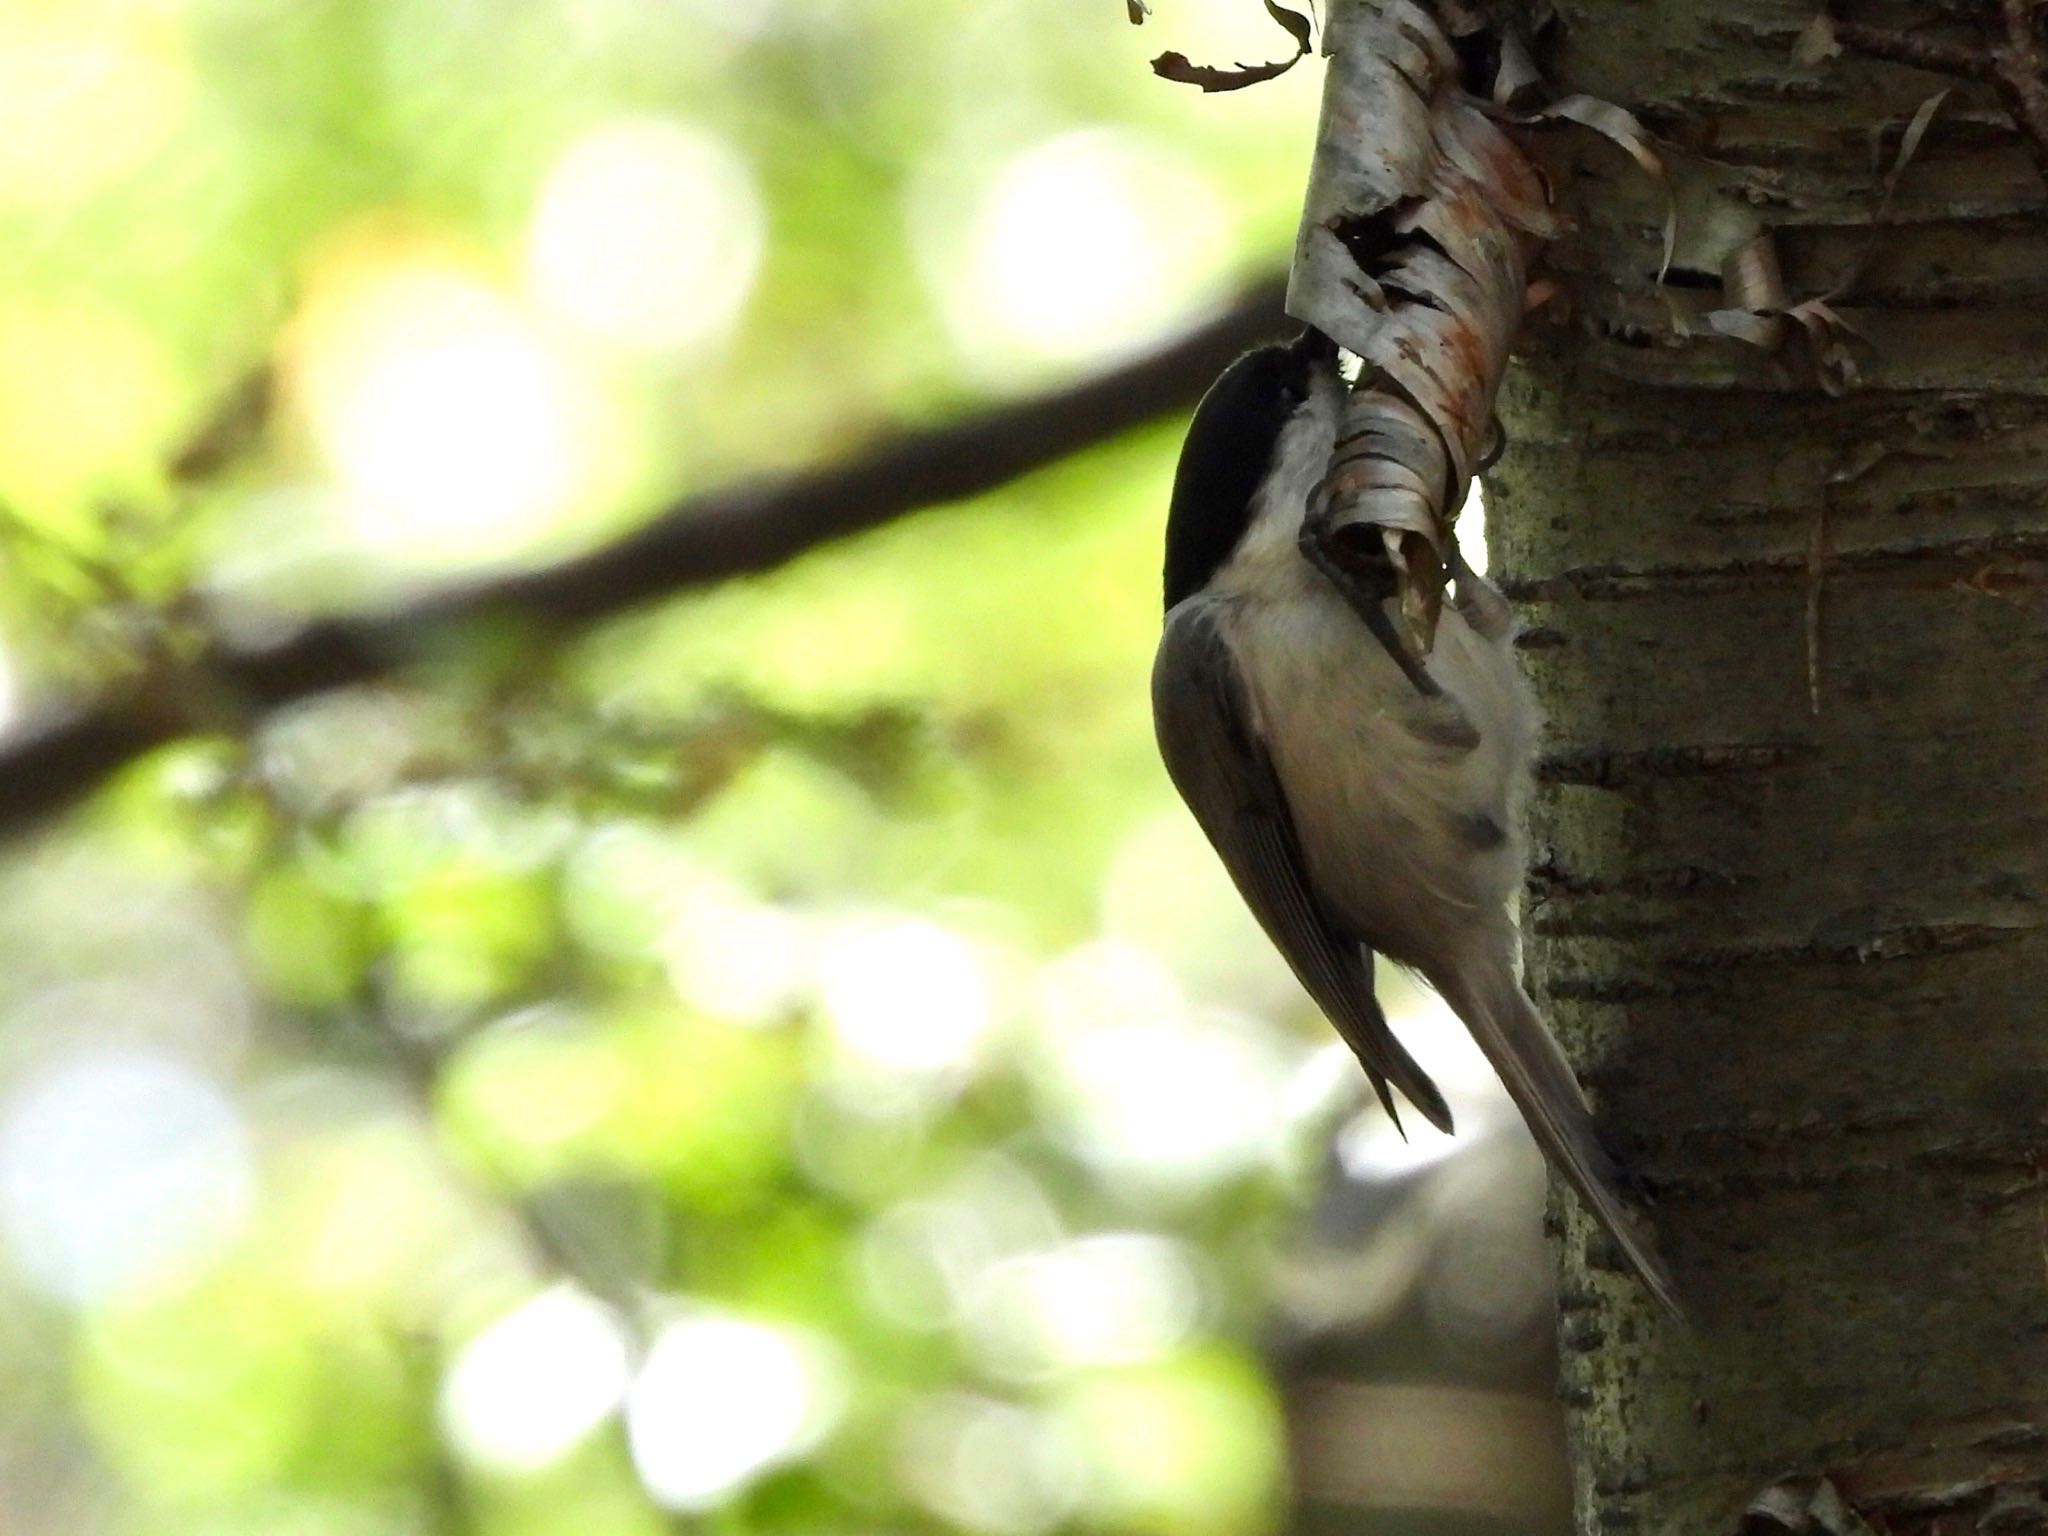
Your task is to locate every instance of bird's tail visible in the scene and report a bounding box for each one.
[1437,954,1683,1318]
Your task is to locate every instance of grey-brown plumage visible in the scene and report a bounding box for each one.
[1153,601,1450,1133]
[1153,333,1680,1315]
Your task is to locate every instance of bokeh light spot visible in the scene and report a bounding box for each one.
[0,640,21,736]
[441,1285,631,1472]
[0,297,183,517]
[1035,943,1295,1190]
[1057,1354,1282,1534]
[817,915,994,1084]
[918,128,1235,371]
[1336,1111,1463,1184]
[0,13,191,210]
[664,878,811,1025]
[288,232,605,563]
[628,1312,842,1510]
[897,1394,1085,1535]
[526,117,765,353]
[964,1233,1204,1379]
[0,1047,250,1305]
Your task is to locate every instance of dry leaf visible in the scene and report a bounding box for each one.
[1265,0,1314,52]
[1127,0,1150,21]
[1151,0,1312,90]
[1151,49,1298,88]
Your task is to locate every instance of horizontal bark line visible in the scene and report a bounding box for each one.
[1502,527,2048,600]
[1588,1409,2048,1503]
[1543,1381,2048,1522]
[1536,742,1809,785]
[1490,398,2048,457]
[1835,1411,2048,1526]
[1648,1136,2048,1194]
[1563,130,2041,224]
[1803,280,2048,310]
[1528,859,1744,897]
[1511,488,2048,554]
[1664,918,2041,968]
[1502,440,2048,509]
[1703,14,1996,77]
[1543,916,2041,998]
[1578,303,2048,394]
[1602,141,2042,221]
[1531,913,1684,939]
[1527,863,1744,938]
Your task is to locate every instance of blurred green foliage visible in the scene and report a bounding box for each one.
[0,1,1424,1534]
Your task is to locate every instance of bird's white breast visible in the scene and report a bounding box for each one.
[1206,529,1535,971]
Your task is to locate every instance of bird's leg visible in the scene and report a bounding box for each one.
[1297,509,1441,698]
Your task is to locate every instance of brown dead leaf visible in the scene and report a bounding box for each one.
[1152,50,1298,89]
[1151,0,1311,91]
[1264,0,1313,52]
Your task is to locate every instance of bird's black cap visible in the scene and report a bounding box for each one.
[1163,327,1331,611]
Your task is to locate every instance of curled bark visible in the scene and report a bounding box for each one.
[1286,0,1556,648]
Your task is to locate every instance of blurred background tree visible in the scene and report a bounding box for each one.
[0,2,1569,1533]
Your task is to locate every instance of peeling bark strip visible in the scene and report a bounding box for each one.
[1285,0,1557,648]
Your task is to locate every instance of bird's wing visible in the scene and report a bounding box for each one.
[1152,601,1452,1134]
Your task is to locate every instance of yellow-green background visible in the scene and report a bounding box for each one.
[0,3,1557,1533]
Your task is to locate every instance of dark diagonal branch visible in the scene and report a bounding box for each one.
[0,276,1290,836]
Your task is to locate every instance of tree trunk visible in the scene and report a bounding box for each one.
[1490,4,2048,1531]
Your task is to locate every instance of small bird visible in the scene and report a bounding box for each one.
[1151,326,1678,1313]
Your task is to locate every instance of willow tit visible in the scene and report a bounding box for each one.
[1152,328,1678,1313]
